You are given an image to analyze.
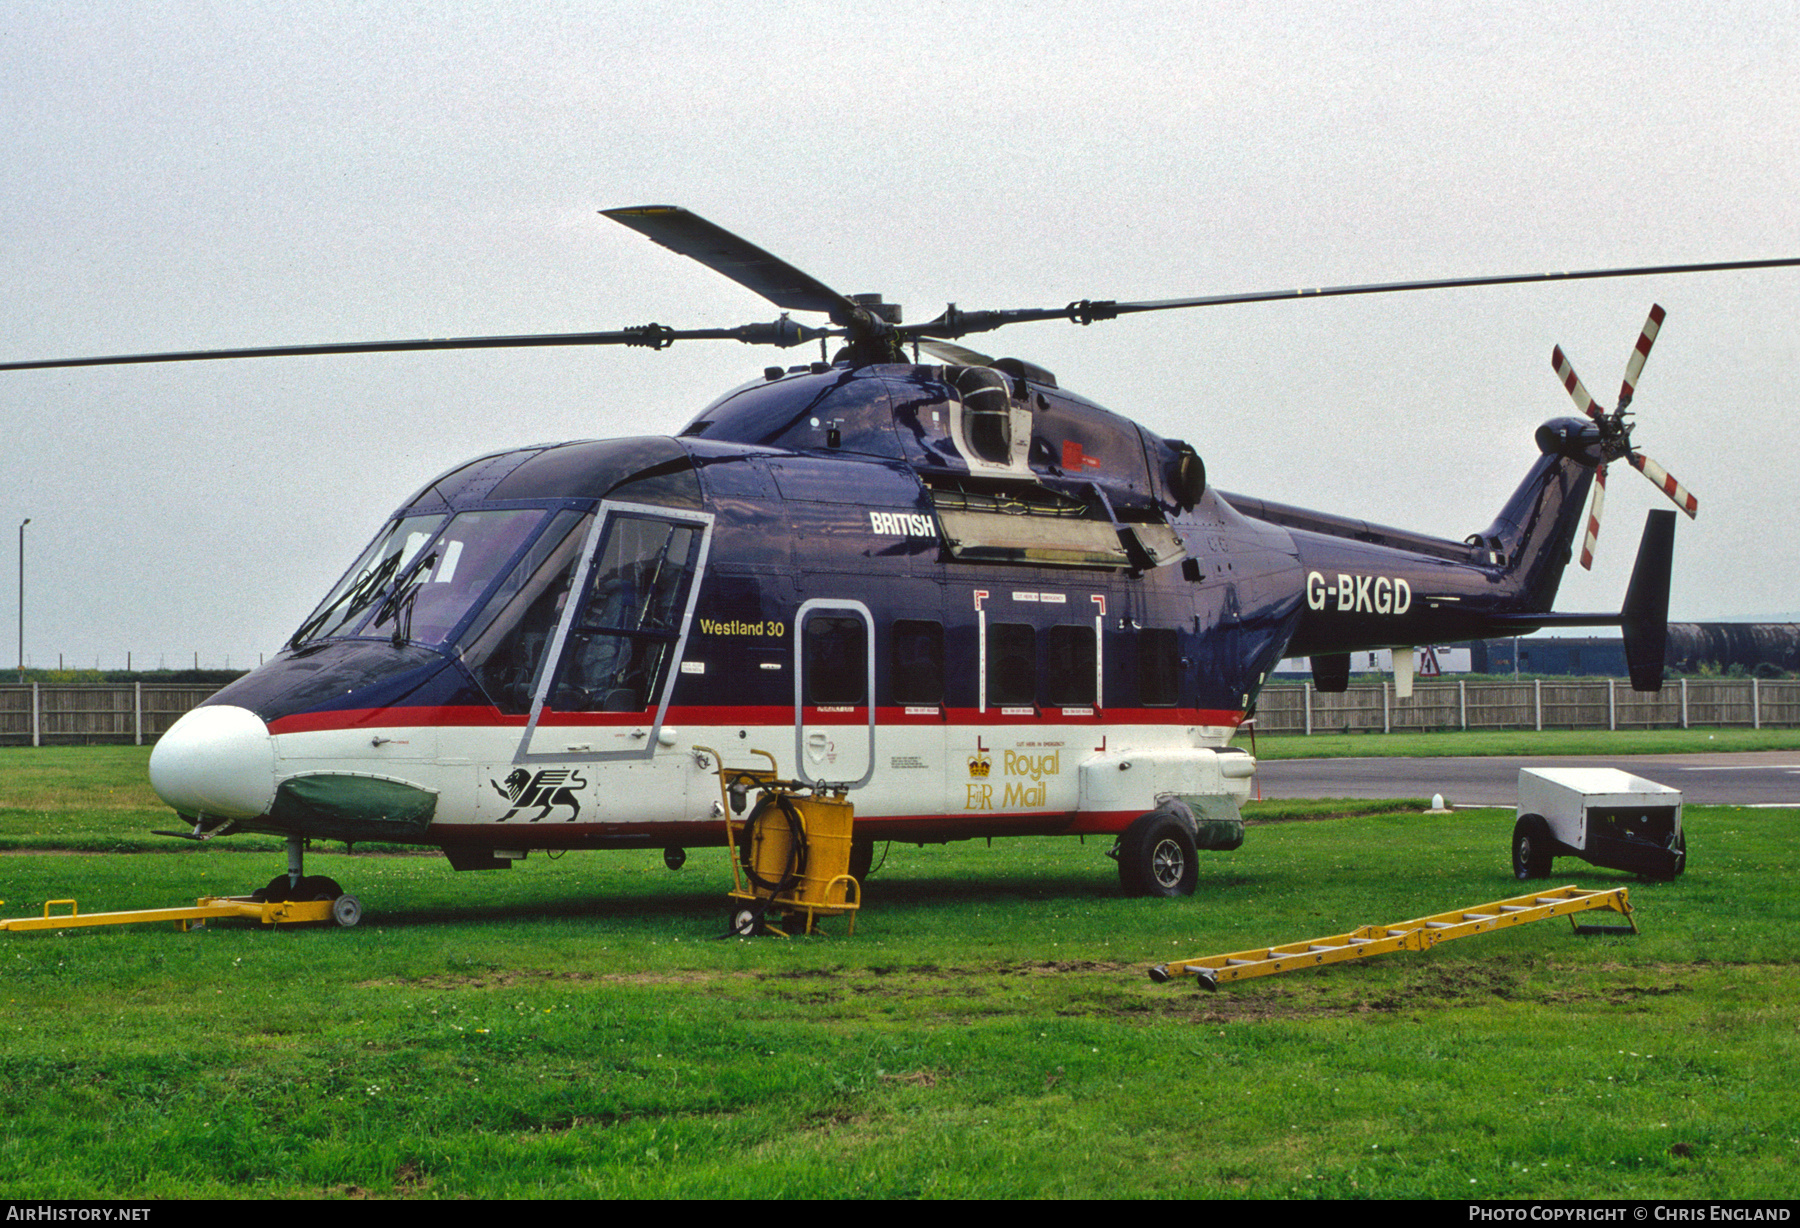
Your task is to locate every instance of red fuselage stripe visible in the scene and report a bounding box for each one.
[268,703,1247,735]
[429,807,1148,845]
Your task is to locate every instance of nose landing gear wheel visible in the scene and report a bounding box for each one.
[251,874,345,904]
[301,876,344,901]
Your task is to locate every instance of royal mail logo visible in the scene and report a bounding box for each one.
[490,768,588,822]
[967,751,991,778]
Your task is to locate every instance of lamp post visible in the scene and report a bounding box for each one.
[16,517,27,684]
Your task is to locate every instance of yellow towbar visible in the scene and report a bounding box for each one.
[1,894,361,933]
[1149,884,1634,990]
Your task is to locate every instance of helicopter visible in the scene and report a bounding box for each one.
[5,206,1795,909]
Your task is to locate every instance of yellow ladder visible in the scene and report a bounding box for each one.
[1148,885,1635,990]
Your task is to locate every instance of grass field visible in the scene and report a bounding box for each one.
[1,744,1796,1198]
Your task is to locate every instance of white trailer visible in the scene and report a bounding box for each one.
[1514,767,1685,882]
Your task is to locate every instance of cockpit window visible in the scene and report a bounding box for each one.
[368,509,546,646]
[291,514,445,647]
[292,509,546,649]
[458,509,591,714]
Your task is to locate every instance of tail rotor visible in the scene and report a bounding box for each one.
[1550,304,1698,570]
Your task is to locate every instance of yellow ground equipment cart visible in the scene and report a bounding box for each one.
[2,893,361,934]
[699,747,861,937]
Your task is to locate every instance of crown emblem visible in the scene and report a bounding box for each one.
[967,751,991,778]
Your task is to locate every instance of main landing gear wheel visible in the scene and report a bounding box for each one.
[1513,814,1553,880]
[1118,810,1199,898]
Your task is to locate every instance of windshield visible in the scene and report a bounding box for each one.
[292,509,547,649]
[291,514,444,647]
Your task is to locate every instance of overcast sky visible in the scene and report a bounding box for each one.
[2,0,1796,670]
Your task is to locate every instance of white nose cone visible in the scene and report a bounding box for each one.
[150,704,278,820]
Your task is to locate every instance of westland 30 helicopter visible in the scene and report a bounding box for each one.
[7,208,1796,912]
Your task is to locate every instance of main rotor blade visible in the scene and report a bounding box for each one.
[602,205,863,324]
[908,256,1800,341]
[915,338,998,368]
[0,318,835,372]
[1103,258,1800,316]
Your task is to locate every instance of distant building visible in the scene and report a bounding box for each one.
[1470,637,1625,677]
[1274,645,1472,677]
[1277,625,1800,680]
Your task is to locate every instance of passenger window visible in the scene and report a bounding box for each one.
[1046,625,1097,706]
[891,619,944,706]
[987,623,1036,707]
[1139,628,1179,706]
[804,614,868,705]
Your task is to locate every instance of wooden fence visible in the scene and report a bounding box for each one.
[3,677,1797,746]
[1252,677,1800,734]
[0,685,221,746]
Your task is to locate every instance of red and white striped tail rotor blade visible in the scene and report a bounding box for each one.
[1551,345,1606,421]
[1629,452,1699,518]
[1619,303,1666,406]
[1579,463,1607,570]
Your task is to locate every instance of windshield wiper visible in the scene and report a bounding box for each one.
[371,549,439,647]
[288,552,403,650]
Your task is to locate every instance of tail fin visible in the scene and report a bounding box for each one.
[1481,508,1678,687]
[1621,510,1676,692]
[1474,418,1602,612]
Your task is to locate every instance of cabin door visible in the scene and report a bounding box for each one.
[793,599,876,789]
[519,499,713,762]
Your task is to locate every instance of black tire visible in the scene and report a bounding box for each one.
[848,836,875,884]
[297,876,343,901]
[1660,830,1687,880]
[252,873,293,903]
[1118,811,1199,898]
[663,846,687,871]
[1513,814,1553,880]
[728,906,764,937]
